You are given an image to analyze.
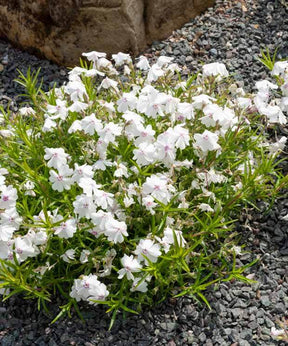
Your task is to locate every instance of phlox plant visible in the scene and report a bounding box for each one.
[0,51,287,328]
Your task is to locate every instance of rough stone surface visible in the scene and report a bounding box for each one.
[0,0,214,65]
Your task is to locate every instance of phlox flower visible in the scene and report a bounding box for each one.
[94,189,115,210]
[176,102,194,121]
[123,195,134,208]
[93,159,113,171]
[155,134,176,167]
[192,94,216,110]
[82,51,107,65]
[80,250,90,263]
[236,97,253,109]
[271,60,288,76]
[0,241,10,259]
[99,77,118,91]
[147,63,165,82]
[54,218,77,239]
[72,163,94,183]
[49,165,73,192]
[44,148,69,169]
[26,229,47,246]
[104,218,128,244]
[136,56,150,71]
[268,136,287,155]
[114,163,129,178]
[199,203,214,213]
[1,208,22,230]
[130,277,149,293]
[42,117,57,132]
[117,92,138,113]
[79,177,101,196]
[162,227,186,248]
[133,142,156,166]
[73,194,96,219]
[47,99,68,120]
[112,52,132,66]
[142,195,158,215]
[194,130,221,153]
[0,225,15,242]
[80,113,103,136]
[14,236,39,263]
[134,239,161,265]
[0,185,18,209]
[117,254,142,280]
[202,62,229,79]
[97,122,122,145]
[65,80,87,102]
[255,80,278,94]
[156,56,174,67]
[170,125,190,150]
[69,100,89,113]
[142,174,172,205]
[134,124,155,145]
[91,210,114,231]
[68,120,82,134]
[137,89,168,118]
[61,249,76,263]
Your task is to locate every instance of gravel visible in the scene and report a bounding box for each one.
[0,0,288,345]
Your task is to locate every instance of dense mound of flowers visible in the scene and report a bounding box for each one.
[0,52,287,323]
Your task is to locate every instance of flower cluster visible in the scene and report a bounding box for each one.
[0,51,286,320]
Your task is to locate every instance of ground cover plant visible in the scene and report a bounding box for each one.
[0,52,287,327]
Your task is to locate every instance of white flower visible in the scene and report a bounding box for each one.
[142,174,172,205]
[163,227,186,247]
[142,195,158,215]
[199,203,214,213]
[112,52,132,66]
[202,62,229,79]
[80,113,103,136]
[82,51,107,63]
[134,239,161,265]
[44,148,69,170]
[42,117,57,132]
[130,277,149,293]
[255,80,278,93]
[114,163,129,178]
[80,250,90,263]
[147,64,165,82]
[49,165,73,192]
[70,274,109,304]
[54,218,77,239]
[1,207,22,230]
[271,60,288,76]
[14,236,39,263]
[72,163,94,183]
[0,185,18,209]
[194,130,221,153]
[0,225,15,242]
[104,218,128,244]
[133,142,156,166]
[136,56,150,70]
[73,194,96,219]
[117,254,142,280]
[157,56,174,67]
[117,92,137,113]
[99,77,118,91]
[47,99,68,120]
[61,249,76,263]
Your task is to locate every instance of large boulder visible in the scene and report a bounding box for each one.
[0,0,215,65]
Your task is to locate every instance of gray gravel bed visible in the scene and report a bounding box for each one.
[0,0,288,345]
